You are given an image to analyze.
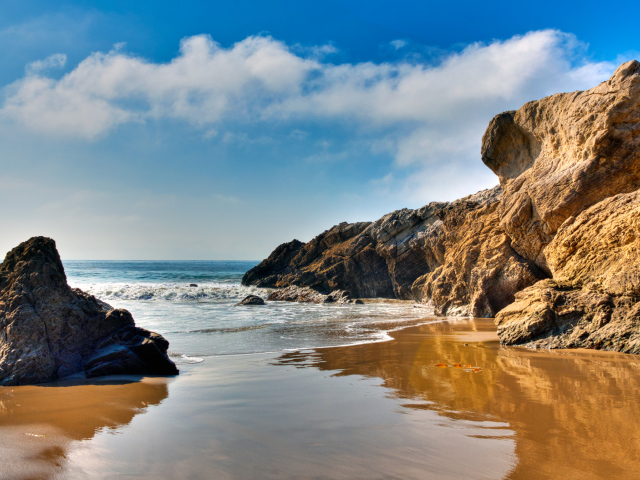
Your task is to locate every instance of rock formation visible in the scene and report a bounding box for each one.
[243,186,544,316]
[489,60,640,351]
[0,237,178,386]
[482,60,640,273]
[245,60,640,352]
[495,188,640,352]
[267,286,362,304]
[236,295,265,306]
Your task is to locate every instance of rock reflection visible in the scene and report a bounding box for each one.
[0,376,169,479]
[276,319,640,479]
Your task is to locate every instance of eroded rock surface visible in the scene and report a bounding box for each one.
[410,188,544,317]
[244,186,544,316]
[487,61,640,350]
[0,237,178,386]
[496,190,640,351]
[482,60,640,273]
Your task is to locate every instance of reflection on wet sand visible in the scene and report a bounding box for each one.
[0,377,169,479]
[276,319,640,480]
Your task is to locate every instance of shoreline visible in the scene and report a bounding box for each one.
[3,318,640,479]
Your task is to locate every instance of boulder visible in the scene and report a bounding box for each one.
[495,191,640,351]
[0,237,178,386]
[236,295,265,306]
[267,286,360,304]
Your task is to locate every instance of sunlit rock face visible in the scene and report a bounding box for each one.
[488,61,640,350]
[409,187,544,317]
[482,60,640,273]
[243,186,544,316]
[245,60,640,352]
[496,190,640,352]
[0,236,178,386]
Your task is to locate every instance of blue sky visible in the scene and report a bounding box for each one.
[0,0,638,259]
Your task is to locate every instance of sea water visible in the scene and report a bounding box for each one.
[64,260,434,363]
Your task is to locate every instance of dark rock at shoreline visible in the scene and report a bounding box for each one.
[236,295,265,306]
[244,227,393,299]
[0,237,179,386]
[267,286,361,304]
[241,239,304,288]
[190,283,198,287]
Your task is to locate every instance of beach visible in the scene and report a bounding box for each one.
[2,318,639,479]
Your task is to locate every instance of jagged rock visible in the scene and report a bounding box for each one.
[244,225,394,298]
[246,186,543,317]
[241,239,304,288]
[0,237,178,386]
[236,295,265,306]
[410,187,545,316]
[496,191,640,351]
[482,60,640,273]
[267,286,359,304]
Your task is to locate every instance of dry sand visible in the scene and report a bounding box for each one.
[1,318,639,479]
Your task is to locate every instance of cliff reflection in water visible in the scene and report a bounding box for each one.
[0,377,170,479]
[276,319,640,480]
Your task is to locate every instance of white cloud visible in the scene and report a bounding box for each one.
[390,39,407,50]
[0,30,617,201]
[25,53,67,75]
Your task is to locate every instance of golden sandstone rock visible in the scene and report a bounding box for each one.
[491,61,640,351]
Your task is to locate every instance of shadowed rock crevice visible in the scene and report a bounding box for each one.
[0,237,178,386]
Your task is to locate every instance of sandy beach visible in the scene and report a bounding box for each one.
[2,318,639,479]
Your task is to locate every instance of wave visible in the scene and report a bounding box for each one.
[71,282,268,302]
[168,352,205,364]
[170,324,271,334]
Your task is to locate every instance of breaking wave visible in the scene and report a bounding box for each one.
[74,282,267,302]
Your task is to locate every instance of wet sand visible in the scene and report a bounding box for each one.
[2,318,639,479]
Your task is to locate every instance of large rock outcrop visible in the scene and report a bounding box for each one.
[243,186,545,316]
[245,60,640,352]
[487,60,640,350]
[482,60,640,273]
[410,188,544,317]
[0,237,178,386]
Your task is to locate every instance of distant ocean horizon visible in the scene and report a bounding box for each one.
[63,260,434,363]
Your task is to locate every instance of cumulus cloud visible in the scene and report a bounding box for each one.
[0,30,616,199]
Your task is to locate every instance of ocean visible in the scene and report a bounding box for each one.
[64,260,434,363]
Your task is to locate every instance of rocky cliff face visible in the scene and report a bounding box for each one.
[245,60,640,352]
[243,186,545,317]
[409,188,544,317]
[482,60,640,273]
[488,60,640,351]
[0,237,178,386]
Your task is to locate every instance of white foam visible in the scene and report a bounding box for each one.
[70,281,267,302]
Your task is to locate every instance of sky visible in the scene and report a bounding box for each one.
[0,1,638,260]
